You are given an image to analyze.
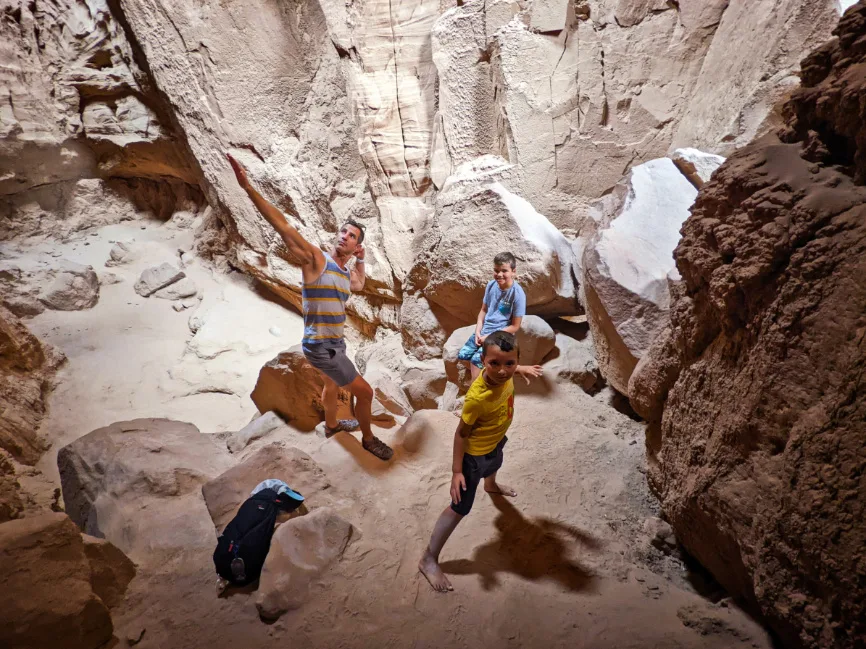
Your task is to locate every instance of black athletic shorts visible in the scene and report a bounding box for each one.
[451,436,507,516]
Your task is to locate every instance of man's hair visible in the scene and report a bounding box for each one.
[493,252,516,270]
[341,219,366,244]
[481,330,519,358]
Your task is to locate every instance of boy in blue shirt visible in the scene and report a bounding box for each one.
[458,252,528,381]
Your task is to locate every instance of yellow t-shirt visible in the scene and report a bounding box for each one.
[461,372,515,456]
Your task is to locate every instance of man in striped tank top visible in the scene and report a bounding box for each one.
[228,154,393,461]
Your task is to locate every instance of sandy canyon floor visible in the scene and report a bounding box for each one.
[2,220,775,649]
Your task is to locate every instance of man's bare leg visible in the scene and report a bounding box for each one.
[419,507,462,592]
[344,375,393,460]
[322,377,339,429]
[345,375,374,442]
[484,471,516,497]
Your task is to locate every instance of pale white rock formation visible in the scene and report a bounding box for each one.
[671,148,726,188]
[410,161,579,337]
[355,332,447,411]
[111,0,382,316]
[581,157,698,394]
[134,262,185,297]
[256,507,354,619]
[670,0,843,153]
[544,332,604,393]
[0,0,195,198]
[153,277,198,300]
[226,411,285,454]
[318,0,440,197]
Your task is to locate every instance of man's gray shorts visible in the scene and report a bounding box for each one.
[302,340,359,387]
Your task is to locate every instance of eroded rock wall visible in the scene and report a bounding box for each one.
[629,5,866,646]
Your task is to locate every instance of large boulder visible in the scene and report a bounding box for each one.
[202,443,333,533]
[58,418,233,560]
[0,513,132,649]
[629,10,866,646]
[544,333,604,394]
[412,161,579,332]
[250,346,352,431]
[581,157,709,394]
[356,333,447,412]
[0,306,65,465]
[255,507,354,620]
[443,316,555,393]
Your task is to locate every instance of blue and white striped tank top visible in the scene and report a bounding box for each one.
[301,253,351,345]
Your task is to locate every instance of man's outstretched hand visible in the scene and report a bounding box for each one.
[352,244,365,261]
[226,153,250,190]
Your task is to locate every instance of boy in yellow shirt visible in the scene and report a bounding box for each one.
[419,330,539,592]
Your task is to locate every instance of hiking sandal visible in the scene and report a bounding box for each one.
[324,419,360,438]
[362,435,394,461]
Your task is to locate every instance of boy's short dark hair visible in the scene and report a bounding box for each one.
[481,330,519,358]
[342,219,366,244]
[493,251,516,270]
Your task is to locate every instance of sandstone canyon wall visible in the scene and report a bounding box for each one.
[630,5,866,646]
[2,0,839,356]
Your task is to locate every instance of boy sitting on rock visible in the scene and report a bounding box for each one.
[419,330,536,592]
[458,252,527,381]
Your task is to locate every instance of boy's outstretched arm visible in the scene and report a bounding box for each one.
[515,364,543,384]
[226,154,324,277]
[450,419,472,504]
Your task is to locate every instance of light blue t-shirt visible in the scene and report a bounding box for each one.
[480,280,527,336]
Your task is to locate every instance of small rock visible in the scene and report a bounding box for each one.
[105,241,133,267]
[226,412,285,454]
[40,262,100,311]
[134,263,185,297]
[172,302,185,312]
[127,627,146,645]
[153,277,197,300]
[99,272,122,286]
[269,326,282,337]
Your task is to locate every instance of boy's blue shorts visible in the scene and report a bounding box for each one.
[456,334,484,369]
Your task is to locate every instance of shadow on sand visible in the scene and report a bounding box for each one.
[440,495,602,593]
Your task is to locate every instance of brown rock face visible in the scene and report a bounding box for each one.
[0,306,64,466]
[0,513,121,649]
[629,7,866,647]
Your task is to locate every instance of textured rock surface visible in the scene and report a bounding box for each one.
[582,157,698,394]
[134,262,185,297]
[0,305,64,465]
[202,442,332,532]
[409,160,579,339]
[0,513,118,649]
[226,411,284,454]
[249,346,339,431]
[81,534,137,609]
[630,7,866,646]
[256,507,354,619]
[443,317,555,393]
[58,418,232,559]
[39,261,100,310]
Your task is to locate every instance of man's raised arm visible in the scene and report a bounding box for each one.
[226,154,324,275]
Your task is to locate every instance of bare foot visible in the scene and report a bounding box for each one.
[419,549,453,592]
[485,481,517,497]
